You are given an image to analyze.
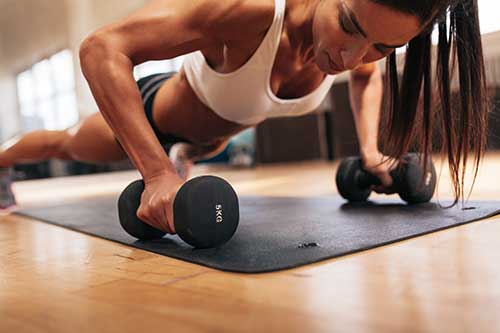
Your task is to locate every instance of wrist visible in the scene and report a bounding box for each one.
[360,146,379,160]
[142,166,178,183]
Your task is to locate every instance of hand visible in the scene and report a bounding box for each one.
[361,150,398,194]
[136,172,185,234]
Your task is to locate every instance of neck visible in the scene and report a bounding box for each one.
[284,0,319,64]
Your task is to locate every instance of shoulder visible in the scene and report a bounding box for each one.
[191,0,276,42]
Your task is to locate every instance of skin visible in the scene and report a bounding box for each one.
[78,0,422,233]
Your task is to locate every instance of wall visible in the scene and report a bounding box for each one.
[0,0,65,141]
[2,1,500,142]
[0,0,146,141]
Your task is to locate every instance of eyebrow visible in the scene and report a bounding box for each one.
[340,2,407,49]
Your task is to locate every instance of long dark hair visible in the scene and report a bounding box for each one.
[373,0,488,205]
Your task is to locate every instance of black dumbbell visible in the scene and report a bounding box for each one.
[118,175,240,248]
[335,153,436,204]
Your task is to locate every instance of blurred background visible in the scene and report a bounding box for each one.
[0,0,499,180]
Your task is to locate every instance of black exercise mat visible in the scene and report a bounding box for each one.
[16,196,500,273]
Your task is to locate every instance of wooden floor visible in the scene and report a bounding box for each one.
[1,153,500,332]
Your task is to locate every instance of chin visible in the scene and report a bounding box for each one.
[315,63,334,75]
[314,57,339,75]
[331,67,346,74]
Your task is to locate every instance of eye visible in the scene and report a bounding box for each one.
[339,14,356,36]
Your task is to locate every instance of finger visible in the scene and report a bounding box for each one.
[377,173,393,188]
[153,202,169,234]
[165,207,175,235]
[388,158,399,171]
[166,185,183,234]
[385,187,397,195]
[142,214,160,230]
[155,205,171,234]
[158,198,175,234]
[373,185,386,194]
[147,195,168,233]
[136,208,152,227]
[140,205,167,233]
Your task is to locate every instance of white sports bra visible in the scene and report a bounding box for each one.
[182,0,337,125]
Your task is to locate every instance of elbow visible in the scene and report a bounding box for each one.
[80,34,102,76]
[79,33,113,75]
[79,33,133,81]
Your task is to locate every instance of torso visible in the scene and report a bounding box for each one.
[152,0,326,146]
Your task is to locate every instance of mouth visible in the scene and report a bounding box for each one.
[326,53,344,72]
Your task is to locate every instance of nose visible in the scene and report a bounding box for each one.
[340,43,370,70]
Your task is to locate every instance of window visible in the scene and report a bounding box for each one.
[396,0,499,55]
[133,56,186,80]
[16,50,79,132]
[479,0,500,35]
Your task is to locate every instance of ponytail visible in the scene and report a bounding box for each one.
[382,0,489,205]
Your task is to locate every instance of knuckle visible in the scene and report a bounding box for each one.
[137,205,153,219]
[160,196,170,205]
[136,209,148,220]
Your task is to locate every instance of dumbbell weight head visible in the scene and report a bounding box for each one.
[335,157,373,202]
[118,176,240,248]
[174,176,240,248]
[118,180,167,240]
[396,153,436,204]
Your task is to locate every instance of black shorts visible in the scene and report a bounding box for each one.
[115,72,191,154]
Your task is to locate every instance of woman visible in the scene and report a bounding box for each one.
[0,0,488,235]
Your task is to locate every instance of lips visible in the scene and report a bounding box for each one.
[326,53,344,72]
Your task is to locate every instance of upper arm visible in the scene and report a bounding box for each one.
[81,0,273,65]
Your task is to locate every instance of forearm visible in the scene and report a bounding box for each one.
[80,37,176,180]
[348,64,383,157]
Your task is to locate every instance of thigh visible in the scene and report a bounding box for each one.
[64,112,128,163]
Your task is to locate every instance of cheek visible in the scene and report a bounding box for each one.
[313,1,343,51]
[363,50,389,64]
[312,11,327,52]
[313,12,345,55]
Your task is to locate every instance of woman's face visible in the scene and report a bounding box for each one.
[312,0,422,74]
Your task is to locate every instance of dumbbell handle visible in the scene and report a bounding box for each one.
[355,168,401,189]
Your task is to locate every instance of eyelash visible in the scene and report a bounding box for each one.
[340,15,356,36]
[339,15,393,56]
